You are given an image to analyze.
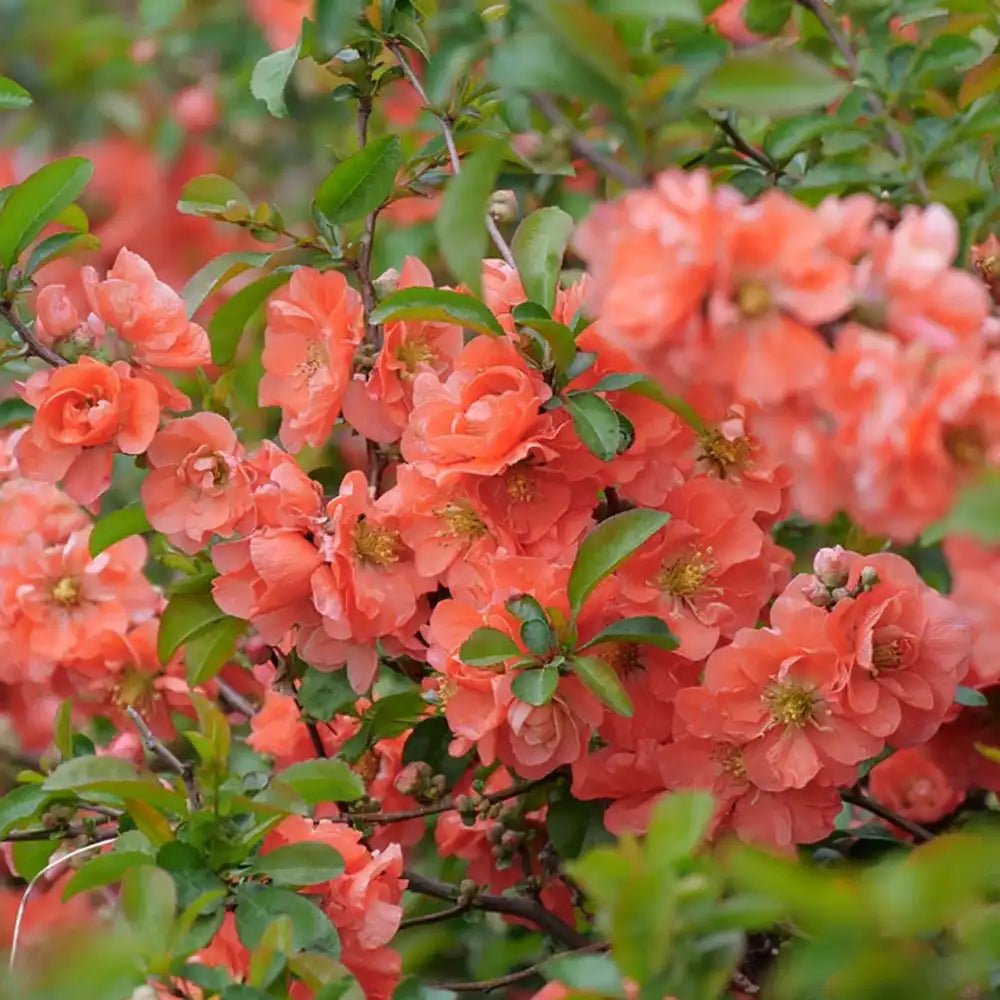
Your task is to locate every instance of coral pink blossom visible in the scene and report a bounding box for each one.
[945,536,1000,687]
[141,412,254,553]
[16,357,160,504]
[868,748,962,829]
[401,334,557,483]
[82,248,211,369]
[259,268,364,452]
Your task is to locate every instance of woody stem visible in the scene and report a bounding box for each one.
[0,302,66,367]
[840,787,934,843]
[126,706,200,811]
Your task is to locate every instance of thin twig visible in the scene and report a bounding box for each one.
[126,706,200,811]
[356,90,382,349]
[531,93,643,189]
[399,901,471,929]
[389,43,517,269]
[795,0,929,199]
[711,114,782,177]
[9,837,116,968]
[2,821,117,843]
[431,942,609,992]
[215,678,257,718]
[402,869,590,948]
[0,302,66,367]
[841,788,933,843]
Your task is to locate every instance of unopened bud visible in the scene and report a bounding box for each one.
[813,546,850,589]
[486,823,504,846]
[804,579,833,609]
[830,586,850,603]
[859,565,879,590]
[500,829,522,850]
[373,267,400,299]
[488,189,519,223]
[394,761,431,797]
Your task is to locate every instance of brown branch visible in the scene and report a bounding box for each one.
[389,43,517,269]
[126,706,200,811]
[431,942,609,993]
[711,114,782,177]
[399,901,471,929]
[215,678,257,718]
[2,822,117,843]
[840,788,933,843]
[402,869,590,948]
[531,94,643,189]
[795,0,929,199]
[0,302,66,367]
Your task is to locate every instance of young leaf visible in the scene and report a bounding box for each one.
[177,174,251,217]
[459,627,521,666]
[514,316,577,374]
[158,592,230,663]
[298,668,357,721]
[313,135,402,225]
[182,250,270,318]
[234,883,340,953]
[88,505,151,557]
[568,509,670,617]
[63,851,153,902]
[0,784,49,838]
[506,594,549,623]
[251,843,345,887]
[208,270,291,366]
[511,665,559,706]
[121,864,178,945]
[566,392,625,461]
[521,618,555,656]
[184,615,246,686]
[0,76,31,110]
[277,758,365,805]
[742,0,792,35]
[698,49,849,117]
[571,655,633,716]
[587,373,705,432]
[435,139,506,296]
[511,207,575,312]
[250,33,303,118]
[315,0,361,56]
[0,398,34,428]
[370,287,505,337]
[0,157,94,268]
[43,755,139,791]
[578,616,679,652]
[956,686,988,708]
[24,231,99,275]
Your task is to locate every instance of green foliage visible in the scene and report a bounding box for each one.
[314,136,404,225]
[370,287,506,337]
[88,504,151,557]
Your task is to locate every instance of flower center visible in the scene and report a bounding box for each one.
[116,668,154,708]
[736,280,772,319]
[711,743,747,782]
[434,501,488,539]
[297,342,326,378]
[506,468,538,504]
[602,642,641,676]
[698,429,752,477]
[763,681,817,727]
[395,338,435,374]
[943,424,986,467]
[871,637,911,671]
[655,550,715,598]
[51,577,80,606]
[353,520,401,567]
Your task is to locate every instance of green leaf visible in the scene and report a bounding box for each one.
[646,790,715,862]
[158,592,229,663]
[63,851,153,902]
[365,690,427,740]
[12,839,56,880]
[249,914,293,988]
[586,373,705,432]
[252,842,345,886]
[315,0,362,57]
[528,0,630,85]
[234,883,340,953]
[593,0,699,18]
[402,715,470,785]
[546,794,608,861]
[0,76,32,110]
[579,616,678,652]
[0,157,94,269]
[435,140,506,297]
[370,287,505,337]
[313,135,403,225]
[208,270,291,366]
[277,758,365,805]
[177,174,250,217]
[299,667,357,721]
[764,114,839,161]
[743,0,792,35]
[184,615,246,686]
[511,665,559,706]
[544,953,625,995]
[0,397,35,428]
[566,392,624,461]
[25,231,100,275]
[251,34,304,117]
[956,686,988,707]
[121,864,178,944]
[43,755,139,791]
[182,250,270,318]
[571,655,632,716]
[698,49,849,116]
[511,207,574,312]
[921,471,1000,545]
[568,509,669,617]
[513,315,577,374]
[521,618,555,655]
[506,594,549,623]
[459,627,521,666]
[0,784,48,837]
[88,505,151,557]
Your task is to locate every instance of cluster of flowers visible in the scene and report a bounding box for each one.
[11,164,1000,997]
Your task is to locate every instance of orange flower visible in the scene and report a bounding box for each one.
[141,412,255,554]
[16,356,160,504]
[82,248,211,369]
[259,268,364,453]
[944,536,1000,688]
[401,335,556,483]
[868,748,962,829]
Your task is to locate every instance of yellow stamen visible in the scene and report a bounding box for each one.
[395,339,435,374]
[943,425,986,467]
[655,550,715,597]
[736,280,772,319]
[353,520,401,567]
[763,681,817,727]
[699,429,752,478]
[51,577,80,606]
[506,468,538,504]
[435,501,488,539]
[711,743,748,782]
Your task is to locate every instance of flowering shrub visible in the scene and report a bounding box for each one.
[2,1,1000,999]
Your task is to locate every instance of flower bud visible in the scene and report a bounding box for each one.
[394,761,431,797]
[830,586,850,603]
[813,546,850,589]
[859,565,879,590]
[500,829,523,850]
[373,267,400,299]
[488,189,519,223]
[804,579,833,608]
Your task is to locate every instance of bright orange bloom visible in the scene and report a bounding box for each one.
[944,536,1000,688]
[142,412,255,553]
[259,268,364,452]
[868,747,962,829]
[247,0,310,49]
[16,356,160,504]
